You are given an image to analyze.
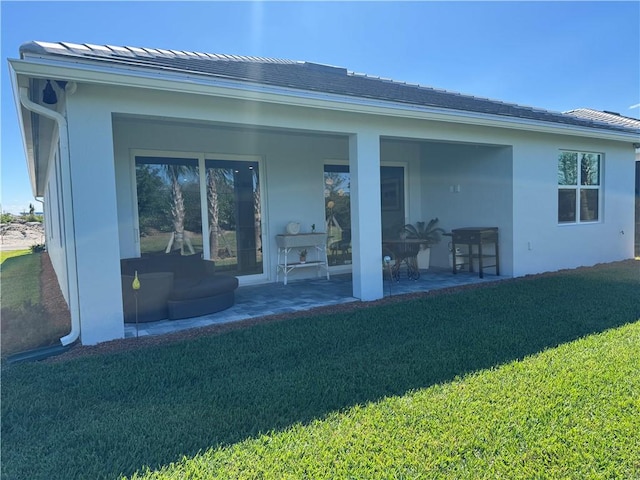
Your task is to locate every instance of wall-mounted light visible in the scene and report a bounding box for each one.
[42,80,57,105]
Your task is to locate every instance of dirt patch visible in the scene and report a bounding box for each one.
[0,222,44,251]
[40,252,72,339]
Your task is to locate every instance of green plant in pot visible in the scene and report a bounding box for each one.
[403,218,445,270]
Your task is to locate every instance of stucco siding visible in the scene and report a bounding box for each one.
[65,88,124,344]
[43,148,70,305]
[55,81,637,346]
[511,133,635,276]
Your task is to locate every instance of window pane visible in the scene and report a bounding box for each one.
[580,189,599,222]
[580,153,600,186]
[324,166,351,266]
[558,152,578,185]
[135,157,202,255]
[558,189,576,223]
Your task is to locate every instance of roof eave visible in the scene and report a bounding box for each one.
[10,55,640,144]
[8,62,39,196]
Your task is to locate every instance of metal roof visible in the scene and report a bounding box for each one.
[564,108,640,130]
[19,41,640,135]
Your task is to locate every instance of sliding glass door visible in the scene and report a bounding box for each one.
[134,155,263,277]
[135,156,202,256]
[206,159,263,276]
[324,164,406,266]
[325,164,352,266]
[380,166,405,239]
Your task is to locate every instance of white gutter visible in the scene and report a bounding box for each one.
[11,56,640,144]
[18,86,80,346]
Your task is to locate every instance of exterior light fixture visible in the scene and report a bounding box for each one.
[42,80,57,105]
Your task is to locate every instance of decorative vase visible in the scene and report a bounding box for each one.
[286,222,300,235]
[416,247,431,270]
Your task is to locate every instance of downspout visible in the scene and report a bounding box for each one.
[19,85,81,346]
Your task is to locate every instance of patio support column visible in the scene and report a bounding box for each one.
[66,98,124,345]
[349,131,384,301]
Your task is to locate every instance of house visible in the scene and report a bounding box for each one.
[564,109,640,255]
[9,41,640,346]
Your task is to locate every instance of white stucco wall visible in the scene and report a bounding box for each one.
[43,147,70,304]
[112,116,350,284]
[53,81,636,344]
[64,88,124,344]
[511,133,635,276]
[104,83,636,281]
[420,142,514,273]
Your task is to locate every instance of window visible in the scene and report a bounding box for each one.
[558,151,601,223]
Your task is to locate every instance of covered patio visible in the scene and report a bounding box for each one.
[124,268,504,338]
[13,42,635,347]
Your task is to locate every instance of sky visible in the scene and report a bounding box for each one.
[1,1,639,214]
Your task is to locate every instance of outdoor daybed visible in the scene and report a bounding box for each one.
[120,254,239,322]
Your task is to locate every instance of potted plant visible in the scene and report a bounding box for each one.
[403,218,445,270]
[298,249,308,263]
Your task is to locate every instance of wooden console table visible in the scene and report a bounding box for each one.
[451,227,499,278]
[276,233,330,285]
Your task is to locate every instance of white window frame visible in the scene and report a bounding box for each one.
[558,150,602,225]
[130,149,268,285]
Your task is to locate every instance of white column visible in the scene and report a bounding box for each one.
[349,131,383,301]
[66,97,124,344]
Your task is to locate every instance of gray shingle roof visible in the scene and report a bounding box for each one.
[564,108,640,130]
[20,41,640,135]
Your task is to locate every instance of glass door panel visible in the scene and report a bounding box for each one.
[325,165,352,266]
[135,157,202,255]
[324,165,405,265]
[380,166,405,239]
[206,159,263,276]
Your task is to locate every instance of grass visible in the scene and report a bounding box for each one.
[1,251,69,357]
[0,250,40,308]
[1,261,639,479]
[0,248,31,264]
[136,322,640,480]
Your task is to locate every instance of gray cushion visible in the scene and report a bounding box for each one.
[120,255,236,322]
[121,272,174,323]
[170,275,239,301]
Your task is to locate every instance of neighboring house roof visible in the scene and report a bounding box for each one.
[564,108,640,130]
[19,41,640,136]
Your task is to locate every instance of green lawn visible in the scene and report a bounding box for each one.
[1,261,639,480]
[1,251,70,357]
[0,250,39,308]
[1,251,46,356]
[0,248,31,264]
